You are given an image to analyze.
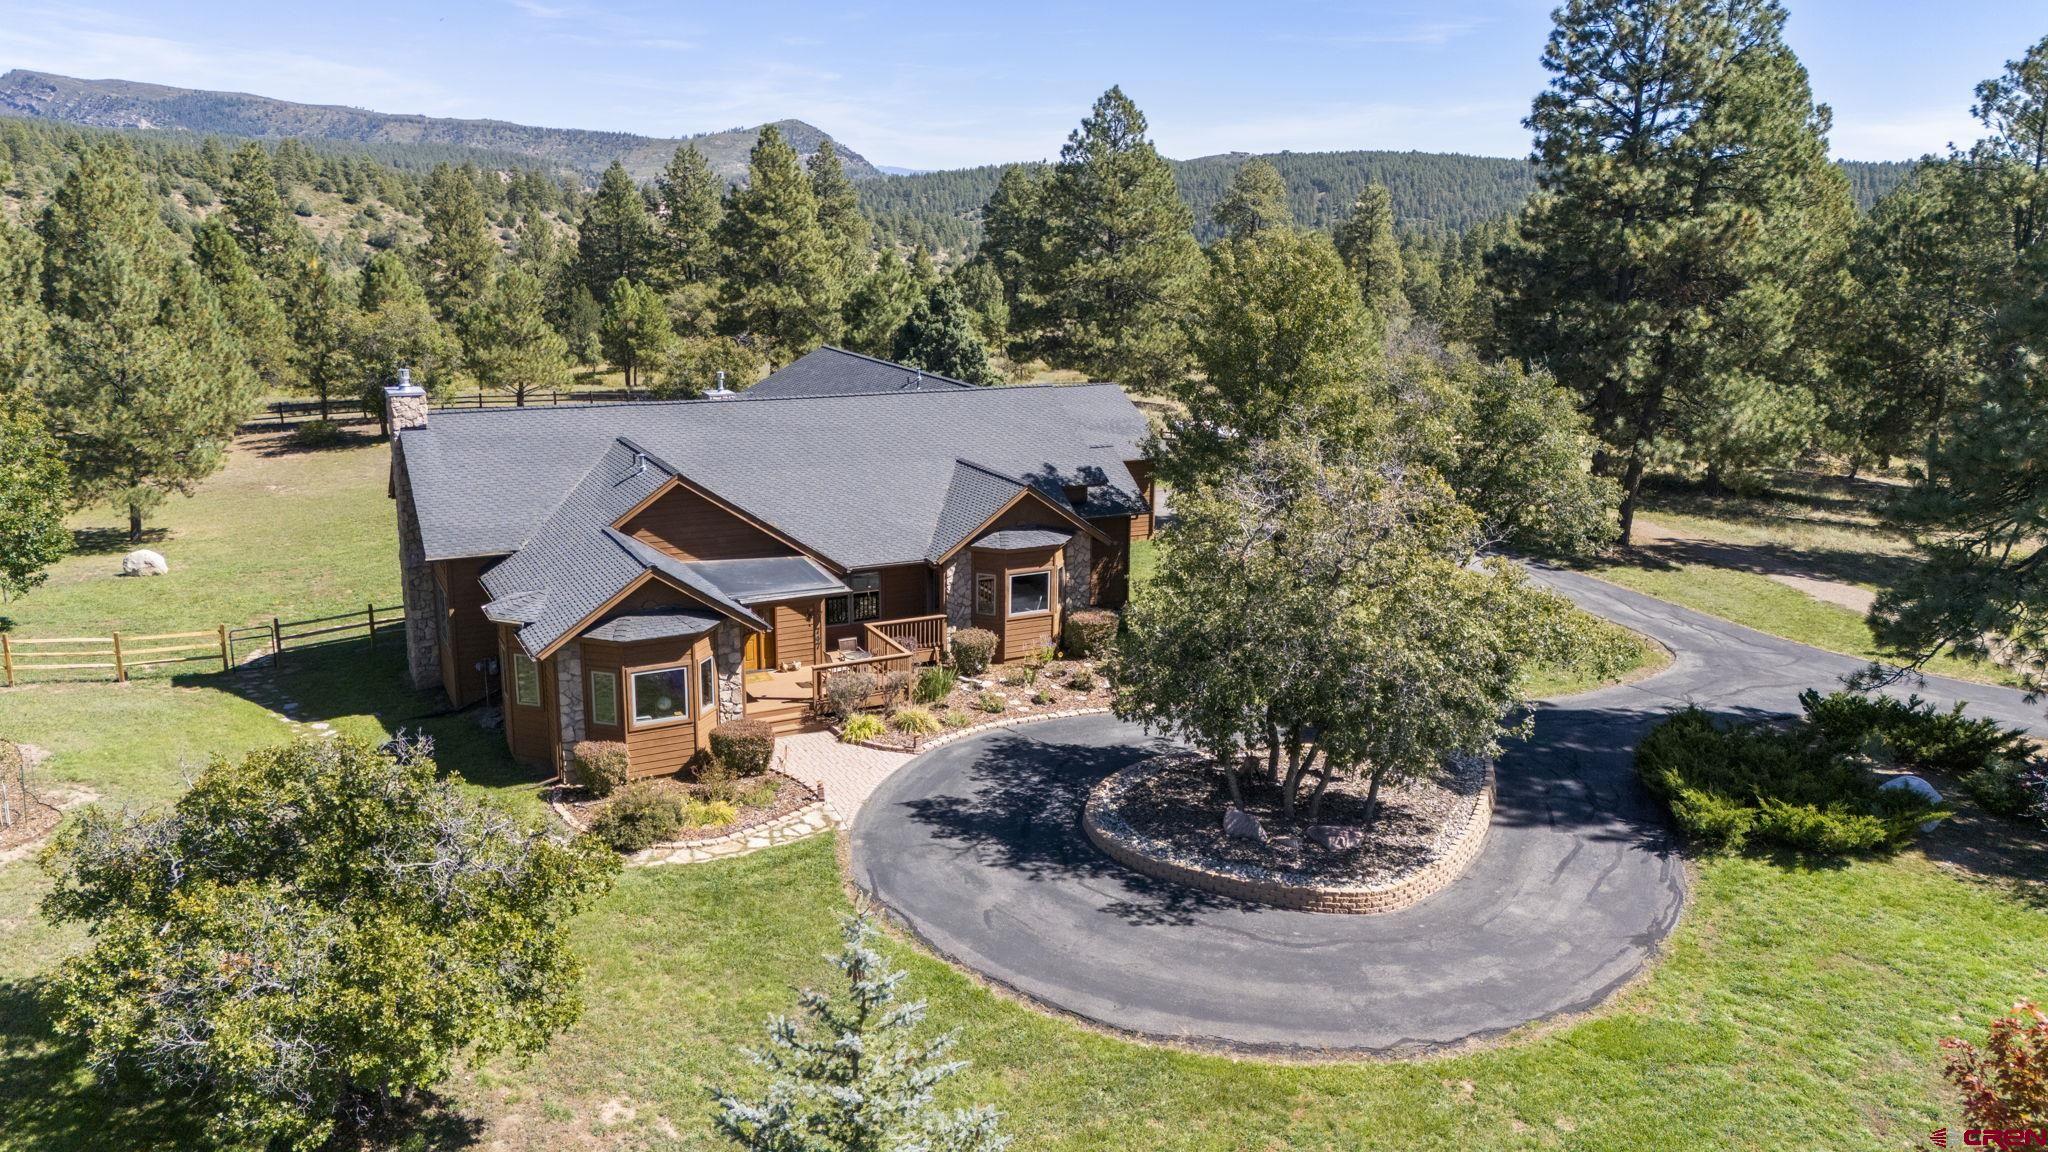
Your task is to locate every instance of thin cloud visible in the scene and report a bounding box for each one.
[1268,20,1487,47]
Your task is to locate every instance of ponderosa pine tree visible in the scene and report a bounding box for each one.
[466,268,571,406]
[716,125,842,364]
[36,143,259,540]
[576,161,655,304]
[279,254,359,421]
[600,277,673,394]
[219,142,303,278]
[352,253,460,430]
[655,144,723,289]
[1028,87,1204,391]
[421,163,497,323]
[975,162,1049,332]
[840,246,917,357]
[0,180,47,405]
[1488,0,1849,543]
[1211,158,1292,242]
[1332,183,1404,320]
[190,218,294,395]
[809,139,870,291]
[891,281,1001,385]
[950,259,1010,351]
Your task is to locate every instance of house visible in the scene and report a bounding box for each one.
[386,355,1157,780]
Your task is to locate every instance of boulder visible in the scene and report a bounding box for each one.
[1880,773,1948,832]
[1306,824,1366,851]
[1223,806,1265,842]
[120,549,168,576]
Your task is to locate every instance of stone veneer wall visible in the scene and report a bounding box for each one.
[1083,755,1496,915]
[941,554,973,631]
[555,641,584,764]
[714,623,746,720]
[390,444,443,693]
[1061,533,1092,611]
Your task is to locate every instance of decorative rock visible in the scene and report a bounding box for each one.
[120,549,169,576]
[1880,773,1948,831]
[1307,824,1365,851]
[1223,806,1266,842]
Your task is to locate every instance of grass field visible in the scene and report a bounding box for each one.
[2,438,2039,1151]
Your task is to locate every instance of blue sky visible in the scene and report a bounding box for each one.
[0,1,2040,170]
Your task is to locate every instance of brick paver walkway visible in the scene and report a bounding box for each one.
[773,731,914,825]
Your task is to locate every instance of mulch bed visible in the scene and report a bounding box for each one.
[0,742,64,860]
[549,771,819,841]
[853,658,1113,751]
[1111,754,1487,884]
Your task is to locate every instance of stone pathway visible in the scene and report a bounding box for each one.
[628,800,834,866]
[773,731,914,825]
[234,663,337,742]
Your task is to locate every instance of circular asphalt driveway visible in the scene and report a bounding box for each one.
[848,567,2042,1054]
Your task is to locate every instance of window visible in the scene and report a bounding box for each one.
[824,571,882,626]
[1009,571,1051,616]
[631,666,691,725]
[974,573,997,616]
[512,654,541,707]
[589,670,619,727]
[699,656,715,715]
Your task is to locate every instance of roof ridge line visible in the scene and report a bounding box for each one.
[807,345,978,387]
[423,380,1127,416]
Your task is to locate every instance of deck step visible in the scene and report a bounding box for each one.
[745,698,822,738]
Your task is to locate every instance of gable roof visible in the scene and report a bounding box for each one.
[743,346,981,399]
[399,381,1150,573]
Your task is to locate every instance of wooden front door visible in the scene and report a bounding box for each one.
[744,629,774,671]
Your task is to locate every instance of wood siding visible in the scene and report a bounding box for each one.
[618,634,716,779]
[770,600,824,667]
[620,483,799,563]
[971,544,1064,662]
[1125,460,1156,540]
[1090,517,1131,608]
[824,564,931,650]
[436,556,498,707]
[499,624,556,767]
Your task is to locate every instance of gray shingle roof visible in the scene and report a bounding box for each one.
[398,382,1150,572]
[743,347,980,399]
[972,526,1075,551]
[583,608,722,643]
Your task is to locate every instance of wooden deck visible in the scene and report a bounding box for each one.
[741,614,948,728]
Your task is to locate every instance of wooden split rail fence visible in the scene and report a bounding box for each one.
[1,602,402,687]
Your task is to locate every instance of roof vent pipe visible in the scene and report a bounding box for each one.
[635,452,647,475]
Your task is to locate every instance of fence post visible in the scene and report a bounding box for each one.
[218,624,231,672]
[111,631,126,683]
[271,616,283,669]
[1,633,11,688]
[366,602,377,646]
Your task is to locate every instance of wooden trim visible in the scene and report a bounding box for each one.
[626,661,696,730]
[531,568,765,662]
[609,473,846,574]
[928,485,1109,567]
[1005,567,1056,618]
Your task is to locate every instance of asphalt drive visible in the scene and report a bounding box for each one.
[848,568,2040,1053]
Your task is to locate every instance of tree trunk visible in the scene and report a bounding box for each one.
[1616,448,1648,548]
[317,384,330,422]
[1304,755,1338,824]
[1264,714,1281,789]
[1220,749,1243,808]
[128,502,144,543]
[1358,764,1387,832]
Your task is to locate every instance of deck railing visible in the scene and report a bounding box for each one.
[808,616,946,711]
[869,614,947,660]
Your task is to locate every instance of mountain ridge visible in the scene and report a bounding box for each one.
[0,68,881,183]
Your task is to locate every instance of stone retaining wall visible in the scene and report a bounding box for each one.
[832,706,1112,753]
[546,772,832,868]
[1083,755,1496,915]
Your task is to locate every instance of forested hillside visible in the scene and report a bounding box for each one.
[0,69,879,182]
[860,151,1916,255]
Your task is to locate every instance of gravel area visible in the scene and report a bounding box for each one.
[852,658,1113,752]
[1110,752,1487,884]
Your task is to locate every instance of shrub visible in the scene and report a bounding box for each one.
[1800,690,2037,777]
[913,665,958,704]
[840,713,887,743]
[999,667,1034,687]
[588,783,686,851]
[709,719,775,777]
[1065,668,1097,692]
[889,706,942,736]
[883,669,915,706]
[1031,690,1054,706]
[824,670,880,719]
[950,628,998,676]
[975,692,1006,714]
[736,775,783,809]
[568,740,630,798]
[1635,703,1947,856]
[941,709,974,729]
[683,798,739,829]
[1062,608,1119,658]
[1943,1001,2048,1126]
[1964,758,2044,821]
[290,419,345,449]
[694,755,738,804]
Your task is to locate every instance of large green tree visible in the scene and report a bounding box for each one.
[0,407,69,599]
[654,144,724,289]
[716,125,842,364]
[575,161,655,303]
[1331,183,1404,320]
[352,252,461,430]
[1027,87,1205,390]
[600,276,674,394]
[466,268,572,406]
[808,139,871,290]
[190,217,294,395]
[41,736,617,1152]
[891,281,1001,385]
[1488,0,1851,542]
[0,180,47,405]
[1210,158,1292,242]
[840,246,918,357]
[281,254,359,421]
[421,163,497,323]
[219,142,302,277]
[36,143,260,539]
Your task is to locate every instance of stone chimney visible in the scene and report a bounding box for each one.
[384,367,428,434]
